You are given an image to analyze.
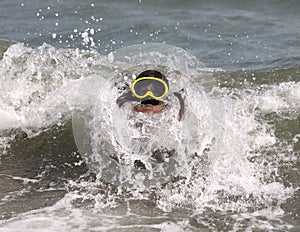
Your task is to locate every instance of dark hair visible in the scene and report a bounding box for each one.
[136,70,169,87]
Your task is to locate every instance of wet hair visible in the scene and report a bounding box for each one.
[136,70,169,87]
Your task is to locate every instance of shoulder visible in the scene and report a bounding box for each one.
[171,89,185,121]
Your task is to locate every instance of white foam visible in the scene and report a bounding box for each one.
[0,43,298,231]
[258,82,300,113]
[0,43,106,135]
[157,82,297,216]
[0,108,23,130]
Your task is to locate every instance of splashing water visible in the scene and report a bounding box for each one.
[0,42,299,231]
[72,44,221,187]
[71,44,298,230]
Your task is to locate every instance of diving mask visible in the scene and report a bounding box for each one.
[131,77,169,100]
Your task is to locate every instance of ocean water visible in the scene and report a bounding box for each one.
[0,0,299,231]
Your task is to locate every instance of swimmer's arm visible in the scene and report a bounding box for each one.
[173,89,185,121]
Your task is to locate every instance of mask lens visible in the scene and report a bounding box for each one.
[133,78,167,98]
[152,82,165,97]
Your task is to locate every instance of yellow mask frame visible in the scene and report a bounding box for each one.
[131,76,169,100]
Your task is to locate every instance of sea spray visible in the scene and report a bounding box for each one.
[0,43,298,231]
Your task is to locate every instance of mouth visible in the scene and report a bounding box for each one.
[134,99,165,114]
